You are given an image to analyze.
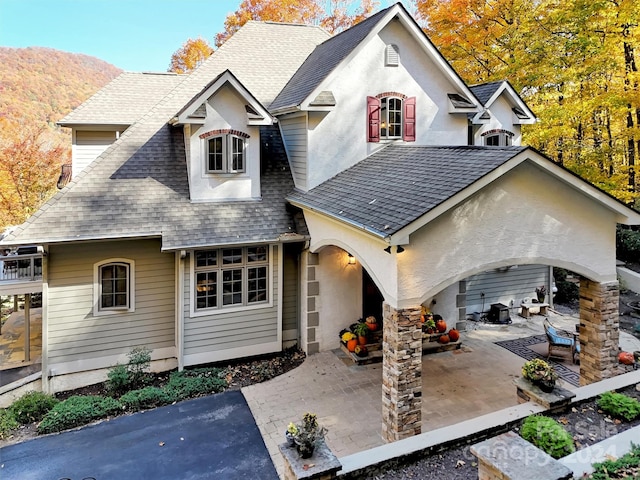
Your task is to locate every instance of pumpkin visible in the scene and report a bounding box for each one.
[448,329,460,342]
[347,338,358,352]
[358,335,368,346]
[365,316,378,331]
[438,334,450,344]
[436,319,447,333]
[354,345,368,357]
[618,351,635,365]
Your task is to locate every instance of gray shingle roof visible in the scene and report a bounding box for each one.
[287,145,526,238]
[269,6,392,111]
[58,72,185,126]
[469,81,504,106]
[4,22,329,248]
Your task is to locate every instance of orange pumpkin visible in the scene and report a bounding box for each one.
[436,319,447,333]
[358,335,368,346]
[448,329,460,342]
[438,334,450,344]
[618,351,635,365]
[347,338,358,352]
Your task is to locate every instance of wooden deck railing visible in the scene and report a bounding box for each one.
[0,254,43,282]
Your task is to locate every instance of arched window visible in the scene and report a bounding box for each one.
[367,94,416,143]
[482,129,514,146]
[94,259,135,315]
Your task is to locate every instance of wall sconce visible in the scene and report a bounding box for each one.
[384,246,392,254]
[396,246,405,253]
[347,253,356,265]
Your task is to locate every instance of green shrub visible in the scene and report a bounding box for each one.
[617,225,640,263]
[37,395,122,434]
[120,387,174,411]
[588,443,640,480]
[164,368,227,401]
[10,391,59,424]
[106,363,130,396]
[0,409,18,439]
[520,415,575,459]
[597,391,640,421]
[106,346,152,396]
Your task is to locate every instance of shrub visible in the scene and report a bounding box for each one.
[10,391,59,424]
[37,395,122,434]
[617,225,640,263]
[106,363,130,397]
[106,346,152,396]
[520,415,575,459]
[597,391,640,421]
[0,409,18,439]
[588,443,640,480]
[553,268,579,304]
[164,368,227,401]
[120,387,174,411]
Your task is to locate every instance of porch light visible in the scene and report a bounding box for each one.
[347,253,356,265]
[396,246,405,253]
[384,246,392,254]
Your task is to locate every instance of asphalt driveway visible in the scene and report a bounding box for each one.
[0,390,278,480]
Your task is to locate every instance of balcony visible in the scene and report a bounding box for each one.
[0,251,43,295]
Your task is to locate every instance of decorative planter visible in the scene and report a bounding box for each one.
[296,442,315,459]
[535,379,556,393]
[285,432,296,447]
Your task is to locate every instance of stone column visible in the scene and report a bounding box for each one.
[579,279,620,385]
[381,302,422,442]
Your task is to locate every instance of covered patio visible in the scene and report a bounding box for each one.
[243,310,640,477]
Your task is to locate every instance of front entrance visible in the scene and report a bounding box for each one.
[363,269,384,321]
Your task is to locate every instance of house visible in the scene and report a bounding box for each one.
[3,3,640,440]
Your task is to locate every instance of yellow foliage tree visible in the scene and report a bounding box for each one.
[169,37,214,74]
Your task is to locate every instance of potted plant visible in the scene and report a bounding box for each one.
[365,315,378,331]
[353,321,369,345]
[285,422,298,446]
[424,318,436,334]
[522,358,558,392]
[288,412,328,459]
[536,285,547,303]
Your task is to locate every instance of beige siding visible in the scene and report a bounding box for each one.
[282,245,299,333]
[73,130,118,176]
[183,245,279,362]
[279,117,308,190]
[47,239,175,367]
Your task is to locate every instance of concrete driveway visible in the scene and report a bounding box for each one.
[0,390,277,480]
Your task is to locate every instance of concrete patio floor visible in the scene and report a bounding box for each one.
[242,309,640,478]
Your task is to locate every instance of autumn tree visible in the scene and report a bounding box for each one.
[417,0,640,205]
[0,120,67,229]
[169,37,214,74]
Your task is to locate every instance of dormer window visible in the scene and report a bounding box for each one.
[367,94,416,143]
[482,129,513,146]
[200,129,249,174]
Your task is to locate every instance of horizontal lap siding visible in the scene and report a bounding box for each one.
[466,264,548,312]
[73,131,117,174]
[183,245,279,359]
[47,240,175,366]
[280,117,307,190]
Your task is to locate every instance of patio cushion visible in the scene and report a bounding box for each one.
[546,325,574,346]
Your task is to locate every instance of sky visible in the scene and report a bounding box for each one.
[1,0,404,73]
[0,0,243,72]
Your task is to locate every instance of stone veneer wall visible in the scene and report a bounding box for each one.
[381,302,422,442]
[306,252,320,355]
[579,279,620,385]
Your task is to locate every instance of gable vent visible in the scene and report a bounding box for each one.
[385,44,399,67]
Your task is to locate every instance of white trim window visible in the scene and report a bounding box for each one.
[206,134,245,173]
[483,130,514,146]
[194,246,269,311]
[93,258,135,315]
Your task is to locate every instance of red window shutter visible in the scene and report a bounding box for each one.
[367,96,380,143]
[403,97,416,142]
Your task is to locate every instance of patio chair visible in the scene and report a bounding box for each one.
[543,318,580,364]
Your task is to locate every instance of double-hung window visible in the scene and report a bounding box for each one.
[195,246,268,311]
[206,134,245,173]
[94,259,135,315]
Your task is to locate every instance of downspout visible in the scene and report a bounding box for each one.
[176,251,186,371]
[277,244,283,349]
[41,247,49,393]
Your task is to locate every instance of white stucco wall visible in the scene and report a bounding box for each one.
[423,282,458,327]
[314,246,362,351]
[475,95,523,145]
[188,85,261,201]
[396,160,618,307]
[305,20,469,190]
[305,211,399,306]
